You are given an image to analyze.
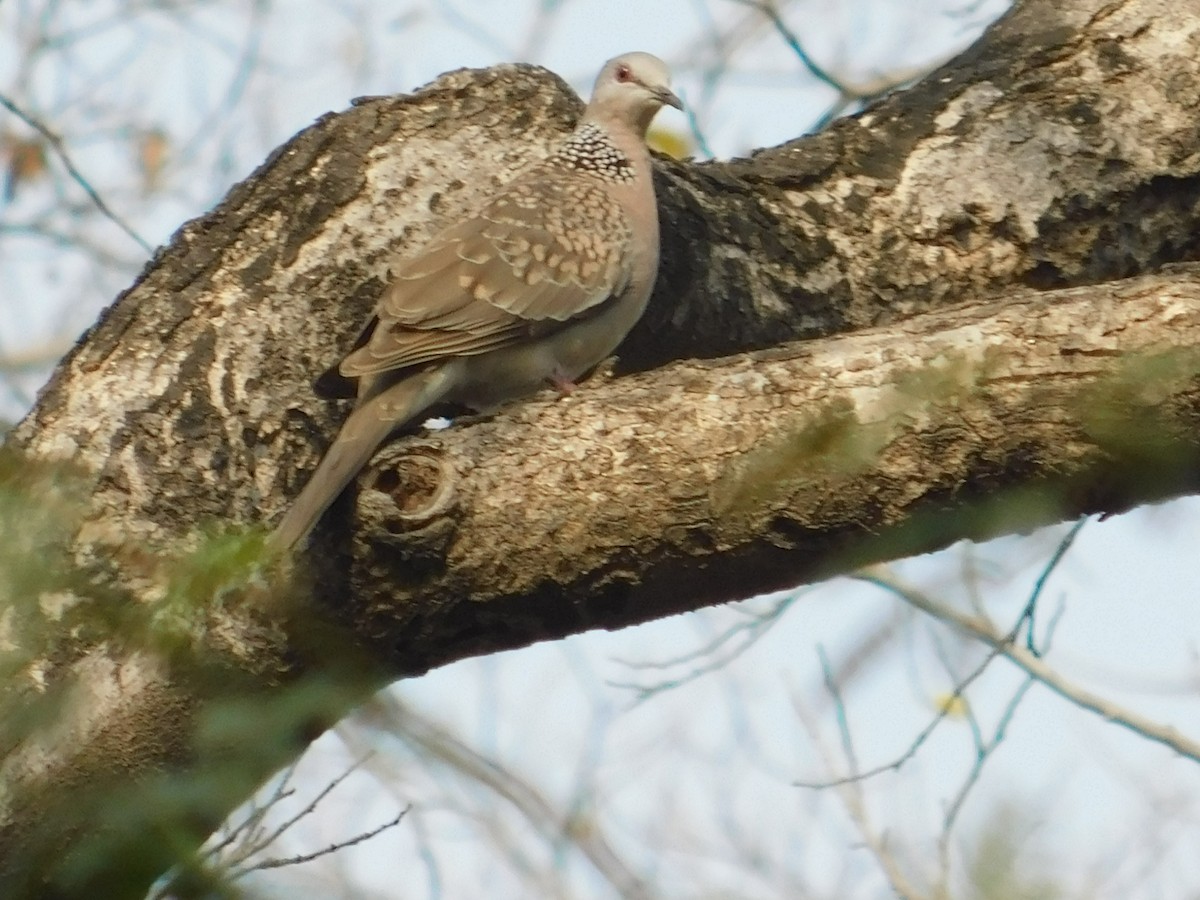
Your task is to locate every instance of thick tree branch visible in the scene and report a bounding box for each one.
[344,267,1200,672]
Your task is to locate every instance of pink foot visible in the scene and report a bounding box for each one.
[549,372,578,395]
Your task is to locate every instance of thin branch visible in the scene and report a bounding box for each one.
[942,668,1035,834]
[727,0,845,93]
[726,0,966,132]
[818,644,860,774]
[944,601,1068,837]
[794,670,929,899]
[208,763,300,862]
[226,756,371,872]
[795,637,1005,790]
[858,573,1200,765]
[237,807,409,874]
[1013,517,1086,653]
[0,93,152,254]
[680,98,715,160]
[609,590,803,702]
[933,600,1065,895]
[347,693,657,900]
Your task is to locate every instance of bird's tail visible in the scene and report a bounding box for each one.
[268,369,450,551]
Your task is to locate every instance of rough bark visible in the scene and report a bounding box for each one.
[2,0,1199,894]
[347,268,1200,672]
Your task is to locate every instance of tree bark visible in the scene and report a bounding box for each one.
[3,0,1200,893]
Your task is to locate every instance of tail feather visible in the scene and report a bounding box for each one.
[269,369,448,551]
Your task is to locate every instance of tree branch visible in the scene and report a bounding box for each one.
[341,267,1200,673]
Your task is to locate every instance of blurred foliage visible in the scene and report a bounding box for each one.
[0,448,382,897]
[0,449,92,683]
[647,125,693,159]
[967,803,1065,900]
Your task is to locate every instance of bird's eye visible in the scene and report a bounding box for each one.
[615,64,632,83]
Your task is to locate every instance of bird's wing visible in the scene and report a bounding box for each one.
[340,173,633,378]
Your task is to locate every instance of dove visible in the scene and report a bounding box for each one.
[270,52,680,550]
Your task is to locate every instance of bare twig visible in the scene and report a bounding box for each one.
[0,93,152,253]
[179,756,412,884]
[211,763,301,865]
[858,574,1200,765]
[609,590,804,702]
[226,757,371,873]
[818,645,859,774]
[238,807,409,874]
[1013,517,1086,653]
[939,601,1067,860]
[726,0,965,131]
[728,0,844,93]
[795,669,929,899]
[796,638,1004,790]
[346,693,657,900]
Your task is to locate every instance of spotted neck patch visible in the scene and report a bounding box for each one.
[552,123,636,184]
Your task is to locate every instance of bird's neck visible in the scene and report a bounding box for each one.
[554,121,643,185]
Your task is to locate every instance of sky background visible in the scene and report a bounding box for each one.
[5,2,1200,898]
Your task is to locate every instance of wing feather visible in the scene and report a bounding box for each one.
[340,168,633,379]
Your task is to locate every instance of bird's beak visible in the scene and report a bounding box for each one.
[657,87,684,110]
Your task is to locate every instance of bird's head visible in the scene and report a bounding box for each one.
[587,52,682,136]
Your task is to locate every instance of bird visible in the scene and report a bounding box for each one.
[269,52,681,550]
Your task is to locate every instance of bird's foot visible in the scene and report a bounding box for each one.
[548,371,579,395]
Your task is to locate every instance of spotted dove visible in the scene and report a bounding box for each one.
[270,52,681,550]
